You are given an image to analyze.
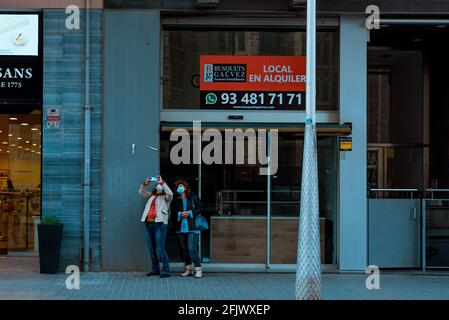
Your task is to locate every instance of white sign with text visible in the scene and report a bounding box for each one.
[0,14,39,56]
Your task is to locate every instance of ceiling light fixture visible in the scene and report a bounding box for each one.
[31,128,38,131]
[20,123,29,126]
[9,117,18,121]
[195,0,220,10]
[288,0,306,10]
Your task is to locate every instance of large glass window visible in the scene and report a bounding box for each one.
[367,51,424,192]
[163,29,338,110]
[269,134,337,264]
[160,129,338,264]
[0,112,41,255]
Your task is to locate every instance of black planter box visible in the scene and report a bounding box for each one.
[38,224,63,274]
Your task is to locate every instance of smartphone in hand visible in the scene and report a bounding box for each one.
[145,176,158,184]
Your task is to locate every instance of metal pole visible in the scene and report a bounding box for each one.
[375,19,449,25]
[83,0,91,272]
[295,0,322,300]
[197,121,202,260]
[25,192,29,249]
[267,130,271,269]
[422,199,426,272]
[305,0,316,123]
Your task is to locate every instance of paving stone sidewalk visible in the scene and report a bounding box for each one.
[1,271,449,300]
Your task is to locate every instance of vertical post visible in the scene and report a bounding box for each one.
[25,192,29,249]
[196,121,202,260]
[295,0,322,300]
[305,1,316,125]
[421,199,426,272]
[267,130,271,269]
[83,0,91,272]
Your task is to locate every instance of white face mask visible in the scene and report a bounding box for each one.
[155,184,163,192]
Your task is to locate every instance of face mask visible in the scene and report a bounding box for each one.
[177,185,185,194]
[155,184,163,192]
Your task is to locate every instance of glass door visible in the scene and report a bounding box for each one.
[160,128,338,266]
[269,133,338,265]
[200,131,268,264]
[160,130,200,262]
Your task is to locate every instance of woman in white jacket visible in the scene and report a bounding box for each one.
[139,175,173,278]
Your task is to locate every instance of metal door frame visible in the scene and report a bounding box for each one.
[192,127,339,270]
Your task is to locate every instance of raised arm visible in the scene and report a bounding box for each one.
[156,175,173,203]
[162,183,173,202]
[138,178,153,200]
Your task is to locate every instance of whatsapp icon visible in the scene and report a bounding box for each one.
[205,93,218,105]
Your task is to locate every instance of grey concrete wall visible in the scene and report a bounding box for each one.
[102,10,161,271]
[42,9,103,271]
[338,16,368,271]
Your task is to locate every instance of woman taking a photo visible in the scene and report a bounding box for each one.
[171,180,203,278]
[139,175,173,278]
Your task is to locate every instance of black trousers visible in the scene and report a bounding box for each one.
[177,233,201,267]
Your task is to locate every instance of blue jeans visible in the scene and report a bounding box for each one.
[145,222,170,275]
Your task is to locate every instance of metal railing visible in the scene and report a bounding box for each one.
[369,188,420,199]
[218,189,300,216]
[425,189,449,199]
[369,188,449,270]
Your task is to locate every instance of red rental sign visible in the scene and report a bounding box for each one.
[200,55,306,110]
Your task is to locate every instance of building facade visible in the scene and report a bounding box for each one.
[0,0,448,272]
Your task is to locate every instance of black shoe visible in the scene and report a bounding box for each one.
[160,273,171,278]
[146,271,160,276]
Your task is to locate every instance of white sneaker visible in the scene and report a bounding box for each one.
[194,267,202,278]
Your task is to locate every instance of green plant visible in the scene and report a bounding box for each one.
[40,215,60,225]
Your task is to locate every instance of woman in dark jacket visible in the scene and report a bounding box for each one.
[170,179,203,278]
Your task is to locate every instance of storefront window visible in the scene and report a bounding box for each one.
[160,130,337,265]
[0,112,41,254]
[163,29,338,110]
[270,133,337,264]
